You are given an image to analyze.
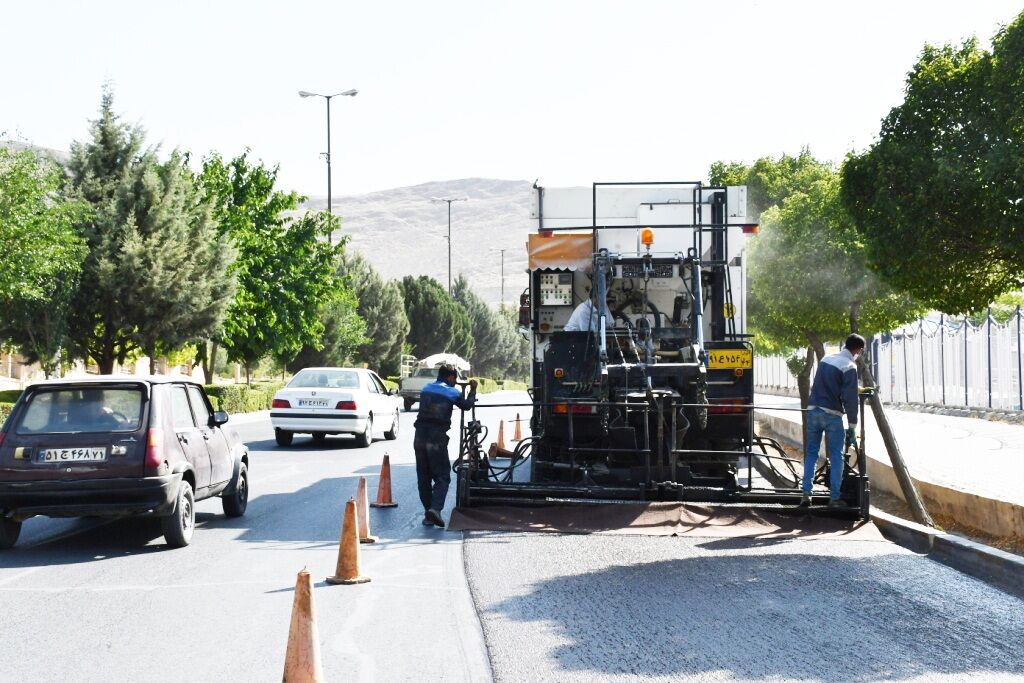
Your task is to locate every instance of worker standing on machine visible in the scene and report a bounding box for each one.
[564,292,614,332]
[800,334,865,508]
[414,364,477,527]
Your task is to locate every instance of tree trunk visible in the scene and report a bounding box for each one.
[245,363,252,386]
[856,324,934,527]
[804,329,825,362]
[148,349,157,376]
[849,301,861,335]
[796,345,815,441]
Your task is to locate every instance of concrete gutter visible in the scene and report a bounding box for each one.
[871,508,1024,599]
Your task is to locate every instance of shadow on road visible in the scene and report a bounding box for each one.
[480,552,1024,681]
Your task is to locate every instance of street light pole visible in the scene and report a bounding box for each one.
[430,197,467,295]
[500,248,505,308]
[299,88,358,242]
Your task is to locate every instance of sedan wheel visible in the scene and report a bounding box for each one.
[356,415,373,448]
[384,410,399,440]
[275,429,293,447]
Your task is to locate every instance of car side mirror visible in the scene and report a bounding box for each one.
[211,411,229,426]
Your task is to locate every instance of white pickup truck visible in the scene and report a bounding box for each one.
[398,354,470,411]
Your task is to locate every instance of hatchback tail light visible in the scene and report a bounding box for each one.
[336,401,357,410]
[0,432,5,448]
[272,398,291,409]
[146,428,165,469]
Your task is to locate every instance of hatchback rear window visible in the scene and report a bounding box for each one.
[415,368,436,377]
[289,370,360,389]
[16,387,145,434]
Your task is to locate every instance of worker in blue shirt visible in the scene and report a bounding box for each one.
[414,364,477,527]
[800,333,865,508]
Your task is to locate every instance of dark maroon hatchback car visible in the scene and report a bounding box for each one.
[0,376,249,548]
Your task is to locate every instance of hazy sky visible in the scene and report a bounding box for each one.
[3,1,1021,197]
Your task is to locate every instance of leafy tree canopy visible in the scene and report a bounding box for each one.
[336,252,409,376]
[399,275,473,360]
[842,13,1024,314]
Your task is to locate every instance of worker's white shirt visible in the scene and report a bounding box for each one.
[564,300,612,332]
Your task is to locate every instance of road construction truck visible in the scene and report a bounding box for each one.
[454,181,869,518]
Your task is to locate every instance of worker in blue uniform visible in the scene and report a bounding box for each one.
[800,333,865,508]
[414,364,477,527]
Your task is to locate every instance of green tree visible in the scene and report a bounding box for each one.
[711,152,924,406]
[336,252,409,375]
[399,275,473,359]
[66,92,234,374]
[842,14,1024,314]
[216,207,343,382]
[0,147,88,376]
[452,275,506,376]
[286,285,367,371]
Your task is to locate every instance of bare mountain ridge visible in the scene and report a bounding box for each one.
[302,178,536,306]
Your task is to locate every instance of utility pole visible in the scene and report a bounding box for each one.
[430,197,467,294]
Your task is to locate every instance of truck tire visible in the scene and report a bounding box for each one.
[222,463,248,518]
[275,429,293,447]
[162,480,195,548]
[0,517,22,550]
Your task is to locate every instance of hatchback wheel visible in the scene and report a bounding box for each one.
[222,463,248,518]
[311,432,326,445]
[384,410,400,440]
[356,415,373,448]
[0,517,22,550]
[275,429,293,447]
[162,480,195,548]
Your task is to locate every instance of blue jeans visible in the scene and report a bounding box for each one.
[803,408,845,499]
[414,428,451,512]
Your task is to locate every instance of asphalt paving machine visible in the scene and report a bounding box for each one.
[454,181,869,519]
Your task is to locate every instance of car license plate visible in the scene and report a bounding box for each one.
[298,398,330,408]
[38,447,107,463]
[707,348,753,369]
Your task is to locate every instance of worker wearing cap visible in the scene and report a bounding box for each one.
[413,364,477,527]
[800,333,865,508]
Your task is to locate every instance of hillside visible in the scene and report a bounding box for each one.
[302,178,535,306]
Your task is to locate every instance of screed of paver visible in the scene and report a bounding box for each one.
[464,532,1024,683]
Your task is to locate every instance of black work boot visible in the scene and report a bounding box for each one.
[425,509,445,528]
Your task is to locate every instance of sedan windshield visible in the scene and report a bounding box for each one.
[16,387,145,434]
[289,369,360,389]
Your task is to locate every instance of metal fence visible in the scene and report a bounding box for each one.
[754,307,1024,411]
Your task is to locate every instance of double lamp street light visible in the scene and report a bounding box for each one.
[299,88,358,243]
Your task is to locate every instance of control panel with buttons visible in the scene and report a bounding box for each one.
[539,272,574,306]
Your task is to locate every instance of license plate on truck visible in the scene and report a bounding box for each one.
[37,447,107,463]
[707,349,753,369]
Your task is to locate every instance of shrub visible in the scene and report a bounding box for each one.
[204,385,272,414]
[0,390,23,404]
[0,402,14,425]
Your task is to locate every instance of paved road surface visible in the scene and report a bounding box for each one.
[3,389,1023,682]
[0,397,499,682]
[466,532,1024,682]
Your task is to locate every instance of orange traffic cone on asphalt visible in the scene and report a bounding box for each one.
[496,420,507,450]
[282,568,325,682]
[355,476,378,544]
[370,454,398,508]
[327,498,371,585]
[513,413,523,441]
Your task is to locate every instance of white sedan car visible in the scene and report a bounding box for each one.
[270,367,401,447]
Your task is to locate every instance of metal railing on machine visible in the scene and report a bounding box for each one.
[754,306,1024,411]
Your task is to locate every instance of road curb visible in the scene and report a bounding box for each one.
[871,508,1024,598]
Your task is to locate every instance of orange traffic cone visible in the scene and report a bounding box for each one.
[355,476,378,544]
[370,454,398,508]
[282,568,325,682]
[513,413,523,441]
[326,498,371,585]
[496,420,507,451]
